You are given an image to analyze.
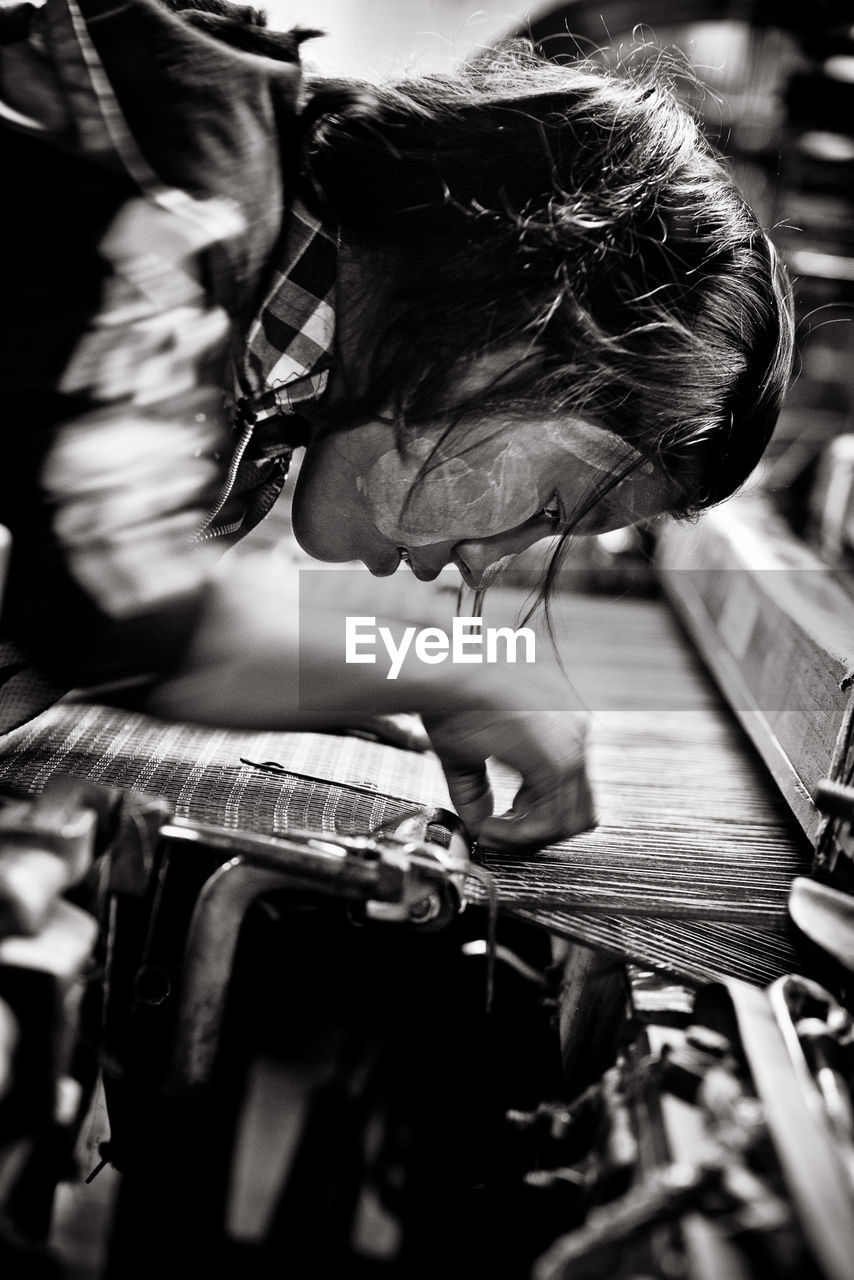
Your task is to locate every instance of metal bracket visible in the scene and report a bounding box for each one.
[160,808,473,1095]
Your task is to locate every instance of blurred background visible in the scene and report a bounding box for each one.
[265,1,519,76]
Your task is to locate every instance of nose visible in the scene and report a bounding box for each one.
[455,524,557,589]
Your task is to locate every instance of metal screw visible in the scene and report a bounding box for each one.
[409,893,441,924]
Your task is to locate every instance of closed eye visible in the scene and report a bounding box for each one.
[540,495,562,526]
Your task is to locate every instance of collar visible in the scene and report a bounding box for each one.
[242,198,337,423]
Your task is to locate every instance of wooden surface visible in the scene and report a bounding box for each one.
[656,492,854,842]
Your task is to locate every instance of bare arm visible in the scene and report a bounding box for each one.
[145,551,595,849]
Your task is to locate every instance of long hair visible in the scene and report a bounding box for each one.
[299,43,794,525]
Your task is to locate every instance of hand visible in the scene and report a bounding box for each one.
[333,713,431,751]
[423,704,595,852]
[145,555,595,852]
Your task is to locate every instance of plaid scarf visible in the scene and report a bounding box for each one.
[197,199,338,542]
[241,199,337,422]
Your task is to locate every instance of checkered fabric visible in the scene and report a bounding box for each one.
[194,198,338,543]
[242,199,337,422]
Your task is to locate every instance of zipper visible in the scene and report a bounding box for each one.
[193,515,245,544]
[193,412,255,541]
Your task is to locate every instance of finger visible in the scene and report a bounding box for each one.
[478,771,596,851]
[440,762,495,839]
[332,714,429,751]
[358,713,430,751]
[389,714,431,752]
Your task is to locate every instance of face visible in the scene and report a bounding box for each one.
[291,354,679,589]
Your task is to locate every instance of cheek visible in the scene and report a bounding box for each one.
[366,441,539,542]
[572,473,673,533]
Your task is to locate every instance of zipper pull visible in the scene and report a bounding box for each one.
[234,395,258,429]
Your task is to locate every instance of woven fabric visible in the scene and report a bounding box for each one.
[0,592,812,986]
[0,706,449,831]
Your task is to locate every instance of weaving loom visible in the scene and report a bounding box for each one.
[3,2,854,1271]
[0,589,812,987]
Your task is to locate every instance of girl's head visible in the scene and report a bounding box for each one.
[291,44,794,587]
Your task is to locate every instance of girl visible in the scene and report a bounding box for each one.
[0,0,794,849]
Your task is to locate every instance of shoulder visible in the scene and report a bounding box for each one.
[74,0,312,311]
[77,0,303,181]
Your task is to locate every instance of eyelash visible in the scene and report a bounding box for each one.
[541,496,562,525]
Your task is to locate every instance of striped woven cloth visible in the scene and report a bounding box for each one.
[0,594,812,987]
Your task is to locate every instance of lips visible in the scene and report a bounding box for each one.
[371,542,518,589]
[366,548,404,577]
[397,546,446,582]
[366,546,443,580]
[408,560,443,582]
